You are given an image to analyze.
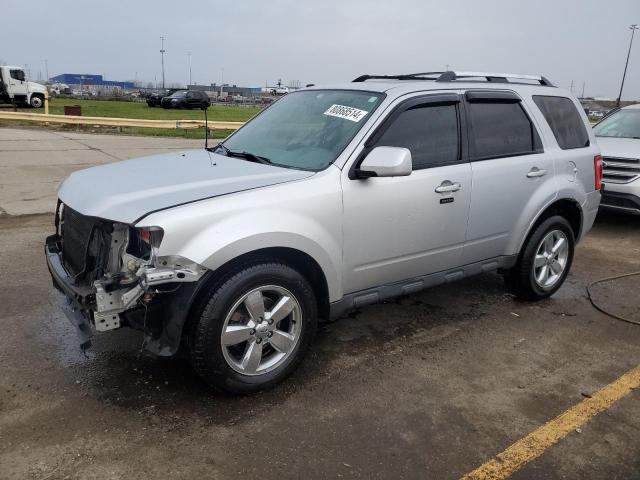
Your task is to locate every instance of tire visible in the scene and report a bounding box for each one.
[505,215,575,301]
[201,103,209,110]
[29,95,43,108]
[189,262,317,394]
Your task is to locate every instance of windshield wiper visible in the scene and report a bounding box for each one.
[214,144,273,165]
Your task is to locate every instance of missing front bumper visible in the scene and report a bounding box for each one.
[46,233,209,356]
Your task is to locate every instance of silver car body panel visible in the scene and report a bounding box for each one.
[137,166,345,301]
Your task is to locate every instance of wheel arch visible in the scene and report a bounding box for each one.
[516,197,583,255]
[29,92,45,107]
[200,246,331,321]
[174,246,331,357]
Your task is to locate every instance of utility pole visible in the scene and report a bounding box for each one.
[569,79,574,94]
[617,24,639,107]
[160,36,166,89]
[581,81,585,98]
[44,59,49,81]
[187,51,192,86]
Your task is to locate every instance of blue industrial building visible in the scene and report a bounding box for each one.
[49,73,135,89]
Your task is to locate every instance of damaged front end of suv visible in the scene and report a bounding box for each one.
[45,201,207,355]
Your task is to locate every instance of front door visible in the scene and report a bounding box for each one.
[341,93,472,294]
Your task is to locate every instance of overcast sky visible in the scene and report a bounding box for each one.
[3,0,639,99]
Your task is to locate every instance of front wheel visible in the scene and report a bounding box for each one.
[505,215,575,300]
[189,262,317,394]
[30,95,43,108]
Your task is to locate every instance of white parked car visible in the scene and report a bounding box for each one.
[593,104,640,214]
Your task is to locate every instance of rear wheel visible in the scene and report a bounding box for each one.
[189,262,317,394]
[505,215,575,300]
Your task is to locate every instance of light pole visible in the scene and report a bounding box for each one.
[160,36,166,89]
[188,51,192,86]
[617,24,639,107]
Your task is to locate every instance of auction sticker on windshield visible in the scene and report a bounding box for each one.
[324,104,369,122]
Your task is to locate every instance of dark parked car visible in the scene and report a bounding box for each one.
[146,89,181,107]
[161,90,211,110]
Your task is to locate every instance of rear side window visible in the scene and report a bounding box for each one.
[375,104,459,169]
[533,95,590,149]
[467,101,541,160]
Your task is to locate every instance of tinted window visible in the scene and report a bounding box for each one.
[10,69,25,81]
[375,104,459,169]
[468,101,539,159]
[533,95,590,149]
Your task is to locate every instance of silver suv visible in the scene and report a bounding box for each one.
[593,104,640,214]
[46,71,602,393]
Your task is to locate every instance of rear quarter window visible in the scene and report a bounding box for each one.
[533,95,590,149]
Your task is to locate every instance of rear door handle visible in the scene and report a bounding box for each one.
[526,167,548,178]
[435,181,462,193]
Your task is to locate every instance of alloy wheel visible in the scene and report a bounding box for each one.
[220,285,302,376]
[533,229,569,289]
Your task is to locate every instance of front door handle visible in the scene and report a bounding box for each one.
[435,181,462,193]
[526,167,548,178]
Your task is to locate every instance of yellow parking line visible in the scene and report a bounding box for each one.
[461,365,640,480]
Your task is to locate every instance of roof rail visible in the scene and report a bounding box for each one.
[352,72,444,82]
[437,71,554,86]
[352,71,555,87]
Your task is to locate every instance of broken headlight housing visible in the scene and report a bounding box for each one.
[128,226,164,265]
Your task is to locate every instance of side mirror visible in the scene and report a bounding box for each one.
[356,146,412,178]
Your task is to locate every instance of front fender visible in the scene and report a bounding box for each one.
[185,209,339,300]
[140,168,344,301]
[198,228,341,301]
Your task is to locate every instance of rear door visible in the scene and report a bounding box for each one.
[341,93,472,293]
[462,90,555,264]
[186,91,198,107]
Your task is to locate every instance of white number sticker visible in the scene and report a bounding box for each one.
[323,104,369,122]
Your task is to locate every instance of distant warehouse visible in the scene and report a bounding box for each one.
[49,73,135,89]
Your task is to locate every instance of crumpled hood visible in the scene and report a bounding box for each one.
[595,136,640,159]
[58,149,315,224]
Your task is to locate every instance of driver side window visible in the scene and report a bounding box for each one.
[10,69,25,81]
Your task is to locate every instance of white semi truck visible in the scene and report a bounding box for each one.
[0,65,47,108]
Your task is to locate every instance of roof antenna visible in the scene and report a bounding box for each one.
[204,106,209,150]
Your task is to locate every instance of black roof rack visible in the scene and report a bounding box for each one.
[352,71,554,87]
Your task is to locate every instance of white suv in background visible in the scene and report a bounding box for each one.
[593,104,640,214]
[46,71,602,393]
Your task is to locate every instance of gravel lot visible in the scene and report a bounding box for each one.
[0,128,639,479]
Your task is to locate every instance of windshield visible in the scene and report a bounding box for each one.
[170,91,187,98]
[221,90,385,170]
[593,109,640,139]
